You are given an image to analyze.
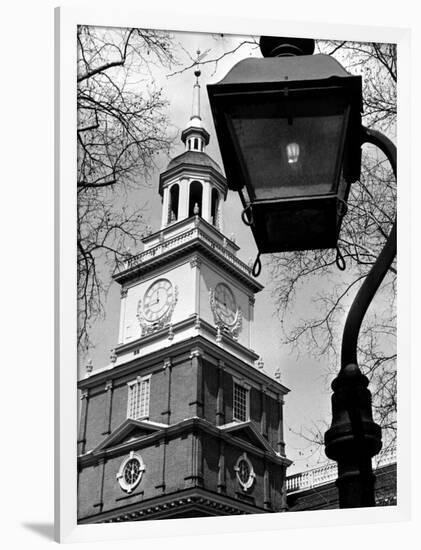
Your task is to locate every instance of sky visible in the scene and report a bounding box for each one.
[79,28,394,474]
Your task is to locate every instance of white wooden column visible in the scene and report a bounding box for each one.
[161,186,170,228]
[118,287,128,344]
[179,178,189,220]
[201,180,211,223]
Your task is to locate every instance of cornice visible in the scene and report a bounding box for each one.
[78,487,267,523]
[78,333,289,396]
[141,216,239,252]
[78,416,290,468]
[113,236,262,293]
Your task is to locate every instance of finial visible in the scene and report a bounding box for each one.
[259,36,315,58]
[86,358,93,374]
[194,50,202,81]
[257,357,264,370]
[110,348,117,363]
[274,367,282,380]
[193,202,200,215]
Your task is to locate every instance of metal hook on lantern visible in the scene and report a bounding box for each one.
[252,252,262,277]
[241,205,254,227]
[335,246,346,271]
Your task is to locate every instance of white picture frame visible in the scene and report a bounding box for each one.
[55,4,411,544]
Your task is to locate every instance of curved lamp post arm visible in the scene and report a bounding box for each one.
[341,126,397,369]
[325,126,396,508]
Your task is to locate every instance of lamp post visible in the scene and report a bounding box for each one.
[207,36,396,508]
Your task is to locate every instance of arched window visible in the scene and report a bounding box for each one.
[211,188,220,227]
[189,181,203,218]
[168,184,179,223]
[194,138,199,150]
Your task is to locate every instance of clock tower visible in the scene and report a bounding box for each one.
[77,70,291,523]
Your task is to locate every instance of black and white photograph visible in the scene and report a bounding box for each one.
[75,25,398,524]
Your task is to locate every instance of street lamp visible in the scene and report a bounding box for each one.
[207,37,362,257]
[207,36,397,508]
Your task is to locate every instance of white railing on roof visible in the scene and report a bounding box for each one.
[286,462,338,493]
[374,445,397,468]
[286,445,396,494]
[119,226,252,276]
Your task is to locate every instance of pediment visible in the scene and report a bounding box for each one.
[218,421,277,455]
[92,419,166,453]
[232,429,261,448]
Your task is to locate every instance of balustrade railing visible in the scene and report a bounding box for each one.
[119,225,252,276]
[286,462,338,493]
[285,445,396,493]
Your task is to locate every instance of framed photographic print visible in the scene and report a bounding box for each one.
[55,3,411,544]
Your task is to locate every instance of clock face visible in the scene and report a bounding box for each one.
[214,283,238,326]
[117,452,145,493]
[237,459,251,485]
[124,458,141,485]
[234,453,255,491]
[143,278,174,322]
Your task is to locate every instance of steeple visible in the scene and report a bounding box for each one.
[191,69,201,122]
[159,66,227,230]
[181,66,210,152]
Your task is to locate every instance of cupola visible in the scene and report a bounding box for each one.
[159,68,228,230]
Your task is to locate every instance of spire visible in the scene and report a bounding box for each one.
[181,53,210,152]
[191,68,201,122]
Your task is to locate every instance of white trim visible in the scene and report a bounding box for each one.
[56,4,411,543]
[116,451,146,494]
[234,452,256,492]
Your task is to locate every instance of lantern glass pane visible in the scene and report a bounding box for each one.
[228,95,348,201]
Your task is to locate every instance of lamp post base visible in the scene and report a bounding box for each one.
[324,363,382,508]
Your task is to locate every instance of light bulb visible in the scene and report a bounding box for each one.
[286,142,300,164]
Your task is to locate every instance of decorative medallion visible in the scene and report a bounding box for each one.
[116,451,145,494]
[234,452,255,492]
[210,282,242,339]
[137,278,178,336]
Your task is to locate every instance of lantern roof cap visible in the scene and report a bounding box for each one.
[259,36,315,57]
[213,54,357,88]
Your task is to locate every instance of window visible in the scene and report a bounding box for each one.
[168,184,179,223]
[188,181,203,217]
[127,375,151,419]
[234,452,255,491]
[233,381,249,422]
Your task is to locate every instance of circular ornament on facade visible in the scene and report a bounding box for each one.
[116,451,145,493]
[212,282,238,327]
[234,452,255,491]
